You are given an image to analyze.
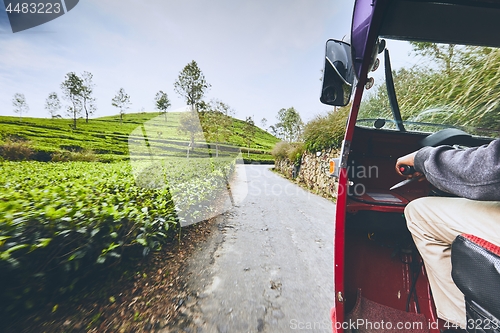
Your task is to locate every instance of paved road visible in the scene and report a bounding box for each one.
[168,165,336,333]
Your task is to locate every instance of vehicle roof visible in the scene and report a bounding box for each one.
[379,0,500,47]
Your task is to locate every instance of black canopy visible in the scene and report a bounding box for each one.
[379,0,500,47]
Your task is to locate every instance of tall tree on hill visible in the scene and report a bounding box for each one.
[61,72,84,129]
[12,93,29,121]
[244,116,256,157]
[112,88,131,124]
[45,92,61,119]
[261,118,268,130]
[174,60,211,113]
[275,107,303,142]
[174,60,210,150]
[60,72,95,126]
[154,90,171,122]
[80,71,96,123]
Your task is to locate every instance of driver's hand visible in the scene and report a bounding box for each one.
[395,151,423,178]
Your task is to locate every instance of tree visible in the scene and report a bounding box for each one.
[154,90,171,121]
[60,71,95,126]
[45,92,62,119]
[174,60,211,112]
[112,88,131,124]
[178,111,202,157]
[174,60,210,151]
[61,72,84,129]
[269,124,283,138]
[201,100,233,157]
[211,99,236,135]
[409,42,461,74]
[12,93,29,121]
[275,107,303,142]
[80,71,96,123]
[261,117,268,130]
[244,116,256,157]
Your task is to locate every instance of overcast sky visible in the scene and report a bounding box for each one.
[0,0,412,126]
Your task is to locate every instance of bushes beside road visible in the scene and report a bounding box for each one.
[0,158,234,313]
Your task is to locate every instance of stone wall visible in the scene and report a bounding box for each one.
[274,147,340,200]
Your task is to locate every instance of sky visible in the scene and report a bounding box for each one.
[0,0,413,127]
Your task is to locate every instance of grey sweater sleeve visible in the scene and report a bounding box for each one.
[413,139,500,201]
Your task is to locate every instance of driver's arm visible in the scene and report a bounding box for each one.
[397,139,500,201]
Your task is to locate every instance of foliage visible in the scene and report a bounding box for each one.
[178,111,202,153]
[12,93,29,121]
[80,71,97,123]
[207,99,234,117]
[132,157,236,223]
[51,148,97,162]
[61,72,84,129]
[174,60,210,149]
[173,60,210,110]
[271,141,305,164]
[200,100,234,157]
[272,107,303,142]
[303,106,350,152]
[60,72,96,125]
[409,42,460,73]
[0,158,235,312]
[361,44,500,135]
[154,90,171,122]
[287,142,305,164]
[45,92,62,119]
[112,88,131,124]
[260,118,267,129]
[228,117,279,153]
[0,111,278,315]
[0,138,33,161]
[243,116,256,156]
[0,112,279,163]
[0,161,171,312]
[271,141,291,160]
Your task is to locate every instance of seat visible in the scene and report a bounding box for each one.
[451,234,500,333]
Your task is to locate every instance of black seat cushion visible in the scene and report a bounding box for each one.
[452,234,500,324]
[465,298,500,333]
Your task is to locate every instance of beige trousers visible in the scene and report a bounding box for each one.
[405,197,500,329]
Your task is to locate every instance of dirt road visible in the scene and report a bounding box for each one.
[167,165,336,333]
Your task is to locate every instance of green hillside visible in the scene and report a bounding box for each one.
[0,112,279,163]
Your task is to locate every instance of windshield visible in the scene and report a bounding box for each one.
[357,39,500,138]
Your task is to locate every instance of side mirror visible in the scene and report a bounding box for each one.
[320,39,354,106]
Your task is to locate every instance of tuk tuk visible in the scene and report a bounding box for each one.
[321,0,500,332]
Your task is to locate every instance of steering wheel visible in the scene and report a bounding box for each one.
[420,128,472,147]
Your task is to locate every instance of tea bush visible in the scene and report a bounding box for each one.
[0,158,235,313]
[51,148,98,162]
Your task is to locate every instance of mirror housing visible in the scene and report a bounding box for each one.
[320,39,354,106]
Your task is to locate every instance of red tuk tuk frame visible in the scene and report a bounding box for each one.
[326,0,500,332]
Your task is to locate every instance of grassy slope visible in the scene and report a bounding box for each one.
[0,112,279,162]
